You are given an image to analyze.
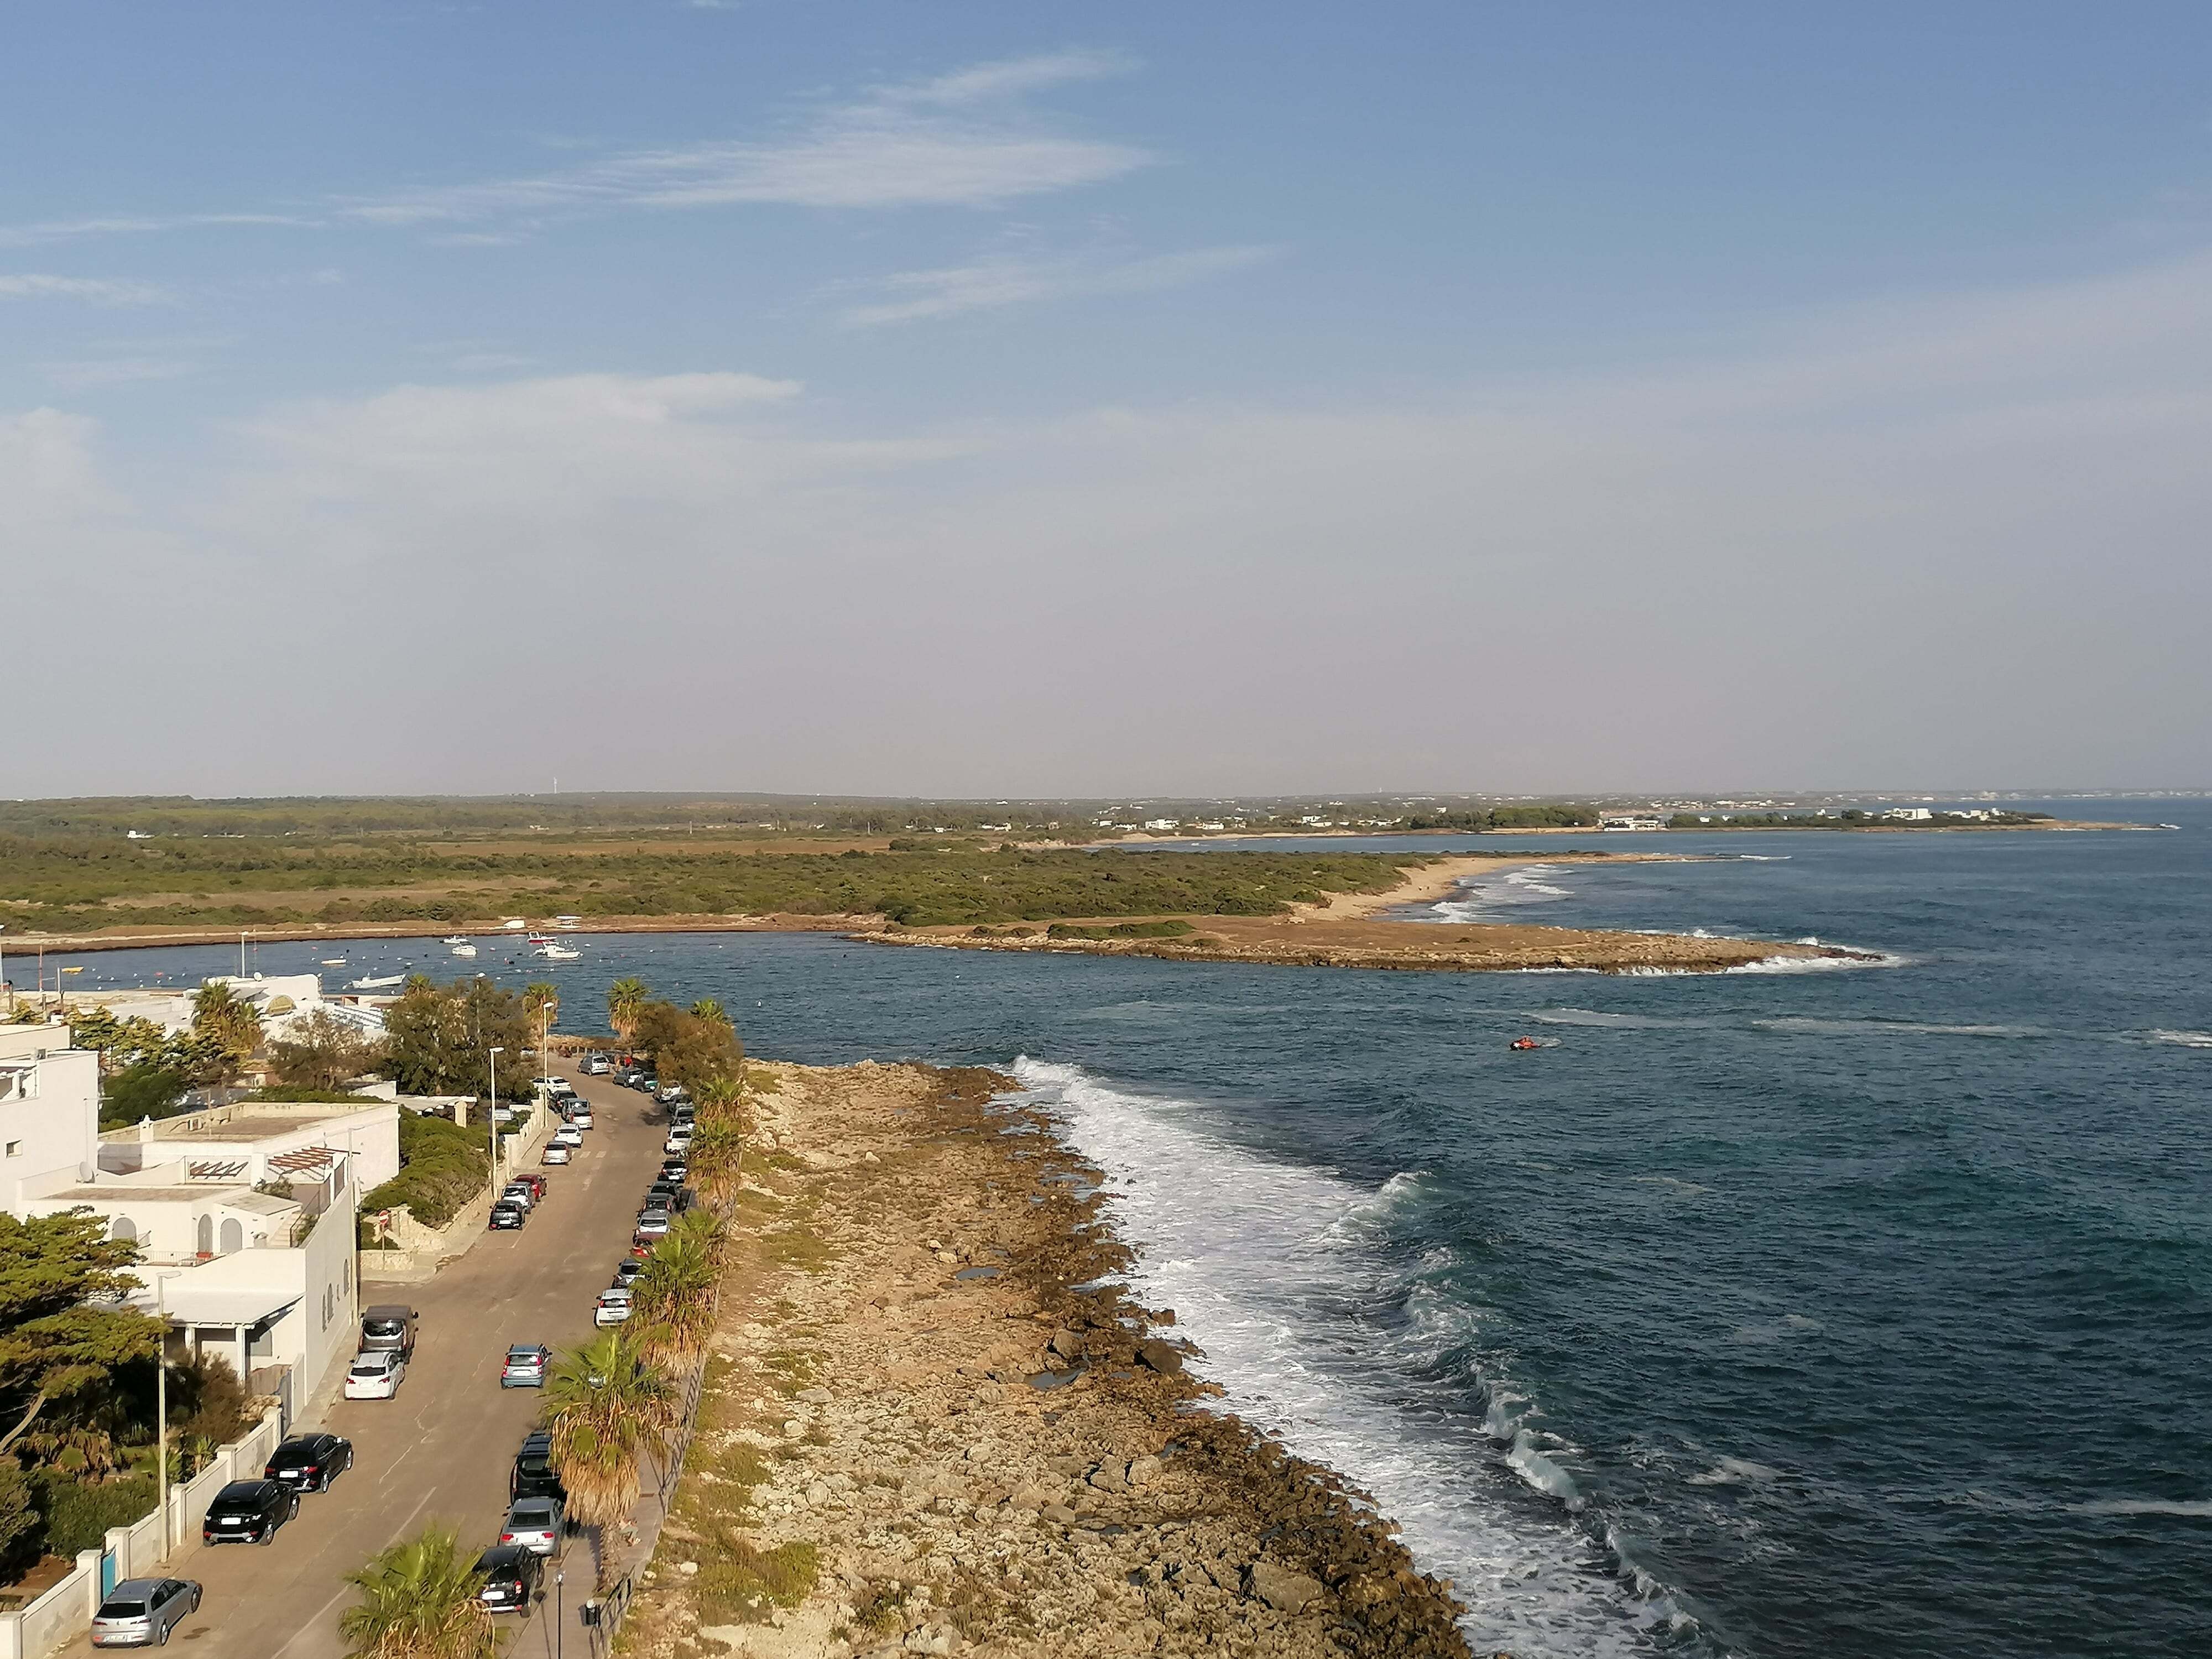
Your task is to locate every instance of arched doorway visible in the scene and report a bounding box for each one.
[218,1218,243,1253]
[195,1214,213,1255]
[110,1216,137,1243]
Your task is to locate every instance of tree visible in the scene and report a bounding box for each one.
[380,977,528,1098]
[100,1060,188,1128]
[337,1523,498,1659]
[269,1008,387,1092]
[0,1212,161,1455]
[190,982,262,1086]
[688,999,729,1034]
[523,983,559,1044]
[606,978,650,1045]
[686,1120,745,1213]
[629,1002,743,1097]
[543,1331,678,1531]
[629,1213,722,1369]
[0,1464,37,1577]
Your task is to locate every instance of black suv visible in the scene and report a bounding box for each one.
[510,1431,567,1504]
[474,1543,544,1616]
[202,1479,298,1545]
[263,1432,354,1493]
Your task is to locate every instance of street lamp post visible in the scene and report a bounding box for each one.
[0,924,9,1013]
[555,1568,565,1659]
[154,1275,171,1557]
[488,1045,505,1188]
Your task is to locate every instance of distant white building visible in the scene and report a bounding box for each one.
[1598,813,1668,832]
[1142,819,1180,832]
[1,1026,393,1411]
[81,973,384,1043]
[1883,807,1934,822]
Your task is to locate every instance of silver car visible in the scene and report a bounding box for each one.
[500,1495,566,1557]
[92,1578,202,1647]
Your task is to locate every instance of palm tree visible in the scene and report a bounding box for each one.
[686,1119,745,1213]
[542,1331,679,1533]
[337,1523,497,1659]
[693,1071,745,1123]
[190,981,263,1084]
[688,998,729,1033]
[606,978,650,1045]
[629,1214,723,1368]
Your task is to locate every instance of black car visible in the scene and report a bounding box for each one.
[510,1430,567,1504]
[489,1201,525,1230]
[659,1157,689,1184]
[474,1543,543,1616]
[201,1479,298,1545]
[263,1432,354,1493]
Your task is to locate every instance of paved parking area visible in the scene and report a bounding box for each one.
[70,1068,663,1658]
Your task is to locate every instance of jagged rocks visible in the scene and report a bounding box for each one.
[1138,1339,1185,1374]
[1248,1560,1327,1615]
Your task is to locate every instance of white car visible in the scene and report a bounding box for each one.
[569,1107,594,1130]
[594,1287,633,1327]
[554,1124,583,1149]
[663,1128,693,1155]
[342,1350,406,1400]
[542,1142,572,1165]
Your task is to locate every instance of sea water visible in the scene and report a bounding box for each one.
[53,800,2211,1657]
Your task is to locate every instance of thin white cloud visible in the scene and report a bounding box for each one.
[0,213,313,249]
[337,53,1149,226]
[0,274,171,305]
[839,244,1276,326]
[41,356,199,390]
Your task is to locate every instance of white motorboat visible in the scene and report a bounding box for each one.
[538,945,581,961]
[441,936,469,945]
[319,957,348,967]
[349,974,405,989]
[450,943,478,958]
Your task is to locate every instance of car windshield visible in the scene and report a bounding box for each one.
[97,1597,149,1616]
[511,1505,554,1526]
[363,1318,403,1335]
[350,1357,389,1374]
[507,1346,539,1359]
[216,1481,265,1503]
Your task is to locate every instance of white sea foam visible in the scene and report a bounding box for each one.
[2146,1029,2212,1049]
[1687,1457,1783,1488]
[1754,1016,2036,1039]
[1015,1057,1677,1657]
[1428,863,1575,924]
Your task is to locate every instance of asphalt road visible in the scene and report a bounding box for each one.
[76,1066,665,1658]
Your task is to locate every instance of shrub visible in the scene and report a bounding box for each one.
[33,1472,156,1557]
[360,1110,489,1228]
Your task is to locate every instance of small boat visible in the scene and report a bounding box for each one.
[349,974,405,989]
[441,936,469,946]
[553,916,581,931]
[450,943,478,958]
[320,957,348,967]
[1510,1036,1543,1051]
[526,933,555,946]
[539,945,580,961]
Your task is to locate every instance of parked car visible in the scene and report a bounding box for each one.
[511,1430,566,1503]
[201,1479,298,1545]
[660,1157,689,1184]
[359,1305,419,1359]
[501,1343,552,1388]
[343,1350,408,1400]
[595,1286,634,1325]
[489,1201,526,1230]
[569,1105,594,1129]
[91,1578,201,1648]
[663,1129,693,1156]
[501,1181,537,1212]
[614,1065,644,1086]
[514,1173,547,1201]
[264,1432,353,1493]
[634,1206,672,1240]
[475,1543,543,1616]
[612,1258,645,1288]
[630,1073,659,1094]
[580,1053,611,1076]
[500,1496,566,1558]
[656,1082,691,1106]
[554,1124,584,1149]
[542,1142,572,1165]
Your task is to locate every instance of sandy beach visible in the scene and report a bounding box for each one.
[617,1061,1475,1659]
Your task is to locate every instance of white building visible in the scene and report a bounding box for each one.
[1883,807,1935,822]
[81,973,384,1044]
[1,1027,392,1413]
[1598,812,1669,832]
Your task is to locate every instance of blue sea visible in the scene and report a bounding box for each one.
[44,800,2211,1658]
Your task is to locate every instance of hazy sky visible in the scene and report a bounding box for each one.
[6,3,2209,797]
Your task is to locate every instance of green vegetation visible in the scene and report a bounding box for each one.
[1040,919,1196,940]
[695,1538,820,1625]
[337,1524,497,1659]
[1665,809,2051,829]
[359,1111,491,1228]
[380,976,532,1099]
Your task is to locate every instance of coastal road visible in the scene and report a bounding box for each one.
[65,1066,664,1659]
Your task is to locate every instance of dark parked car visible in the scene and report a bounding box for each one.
[489,1200,525,1230]
[511,1430,567,1504]
[201,1479,298,1545]
[359,1304,419,1359]
[263,1432,353,1493]
[659,1157,689,1185]
[612,1258,645,1287]
[474,1543,543,1616]
[91,1578,201,1648]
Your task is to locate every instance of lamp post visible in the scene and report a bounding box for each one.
[0,924,9,1013]
[154,1274,171,1557]
[488,1045,504,1187]
[555,1568,565,1659]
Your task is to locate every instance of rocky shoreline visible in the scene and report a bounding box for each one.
[618,1061,1479,1659]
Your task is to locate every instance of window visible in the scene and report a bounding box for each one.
[4,1141,17,1157]
[110,1217,137,1243]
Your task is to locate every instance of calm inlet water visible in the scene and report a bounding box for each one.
[46,802,2212,1658]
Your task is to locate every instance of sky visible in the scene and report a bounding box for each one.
[4,2,2210,799]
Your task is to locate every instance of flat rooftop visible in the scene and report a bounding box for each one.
[102,1100,390,1145]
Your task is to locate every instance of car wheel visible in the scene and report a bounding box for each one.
[190,1587,202,1612]
[156,1614,170,1645]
